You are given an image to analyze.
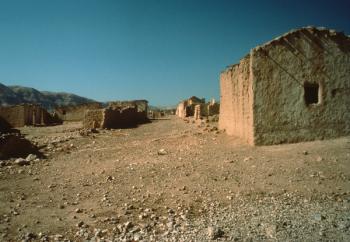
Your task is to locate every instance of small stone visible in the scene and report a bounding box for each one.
[75,208,83,213]
[157,149,167,155]
[207,226,224,240]
[243,157,252,162]
[302,151,308,155]
[265,224,277,238]
[313,213,325,221]
[124,221,133,231]
[316,156,323,162]
[76,221,84,227]
[25,154,37,162]
[14,158,30,166]
[25,232,37,240]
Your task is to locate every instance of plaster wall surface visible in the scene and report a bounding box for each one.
[219,55,254,144]
[252,28,350,145]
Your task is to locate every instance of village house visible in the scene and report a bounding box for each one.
[219,27,350,145]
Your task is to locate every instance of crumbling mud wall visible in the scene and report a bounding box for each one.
[219,27,350,145]
[0,104,61,128]
[176,96,205,119]
[108,100,148,112]
[207,100,220,116]
[219,55,254,144]
[83,109,105,129]
[84,105,149,129]
[108,100,148,123]
[55,102,102,121]
[194,105,201,120]
[104,107,139,128]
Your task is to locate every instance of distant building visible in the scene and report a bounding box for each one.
[219,27,350,145]
[0,104,60,127]
[55,102,102,121]
[83,100,149,129]
[176,96,205,118]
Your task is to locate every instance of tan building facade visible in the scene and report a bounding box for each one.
[219,27,350,145]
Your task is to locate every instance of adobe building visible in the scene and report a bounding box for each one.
[176,96,205,118]
[176,96,220,119]
[55,102,102,121]
[83,100,149,129]
[219,27,350,145]
[0,104,61,128]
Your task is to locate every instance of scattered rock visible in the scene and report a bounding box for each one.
[14,158,30,166]
[75,208,83,213]
[207,226,224,240]
[158,149,167,155]
[25,154,37,162]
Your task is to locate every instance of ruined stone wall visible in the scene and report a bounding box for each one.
[207,102,220,116]
[0,104,58,127]
[219,55,254,144]
[84,106,147,129]
[252,27,350,145]
[194,105,201,120]
[108,100,148,122]
[55,102,102,121]
[104,107,139,128]
[0,105,26,127]
[83,109,105,129]
[176,101,187,119]
[108,100,148,112]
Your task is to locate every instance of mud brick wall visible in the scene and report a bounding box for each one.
[56,102,102,121]
[219,55,254,144]
[252,28,350,145]
[219,27,350,145]
[0,105,27,127]
[83,109,105,129]
[0,104,56,127]
[207,103,220,116]
[104,107,139,128]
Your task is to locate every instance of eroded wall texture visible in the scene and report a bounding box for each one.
[55,102,102,121]
[218,55,254,144]
[252,27,350,145]
[0,104,60,127]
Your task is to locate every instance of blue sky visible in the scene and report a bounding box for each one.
[0,0,349,106]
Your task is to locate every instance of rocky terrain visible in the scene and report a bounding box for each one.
[0,116,349,241]
[0,83,95,110]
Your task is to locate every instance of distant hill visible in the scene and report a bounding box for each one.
[0,83,96,110]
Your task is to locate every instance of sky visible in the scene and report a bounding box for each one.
[0,0,349,106]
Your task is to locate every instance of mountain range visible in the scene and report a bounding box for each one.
[0,83,96,110]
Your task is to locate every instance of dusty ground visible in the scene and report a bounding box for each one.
[0,116,349,241]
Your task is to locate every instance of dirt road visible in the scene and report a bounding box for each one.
[0,116,349,241]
